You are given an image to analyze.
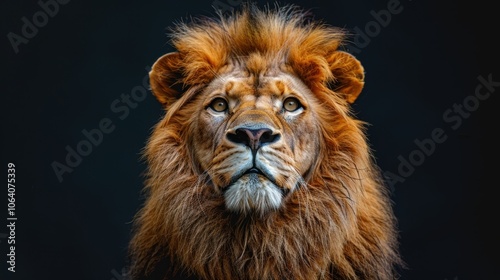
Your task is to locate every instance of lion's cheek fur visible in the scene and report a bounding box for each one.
[189,111,223,173]
[285,114,321,177]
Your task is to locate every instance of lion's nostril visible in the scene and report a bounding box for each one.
[226,129,249,145]
[259,129,280,144]
[227,128,280,150]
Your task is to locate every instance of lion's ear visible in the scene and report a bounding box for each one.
[149,52,184,107]
[327,51,365,104]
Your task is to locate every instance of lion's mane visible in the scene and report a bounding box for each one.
[128,4,402,280]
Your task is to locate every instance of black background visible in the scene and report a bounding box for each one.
[1,0,498,279]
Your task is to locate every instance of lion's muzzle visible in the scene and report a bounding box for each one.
[221,123,284,215]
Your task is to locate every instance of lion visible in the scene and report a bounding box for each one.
[128,4,402,280]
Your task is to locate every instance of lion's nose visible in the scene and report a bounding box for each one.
[227,127,280,150]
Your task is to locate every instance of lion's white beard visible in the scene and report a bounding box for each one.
[223,173,283,216]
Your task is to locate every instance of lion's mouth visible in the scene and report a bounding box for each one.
[222,166,287,195]
[244,167,264,175]
[225,166,270,186]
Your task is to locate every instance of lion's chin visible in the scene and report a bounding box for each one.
[223,173,284,216]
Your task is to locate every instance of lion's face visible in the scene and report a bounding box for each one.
[190,68,320,215]
[129,6,401,280]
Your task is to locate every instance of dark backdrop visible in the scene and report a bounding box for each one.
[1,0,498,279]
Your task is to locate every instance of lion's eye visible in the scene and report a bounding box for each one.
[283,97,302,112]
[209,98,228,112]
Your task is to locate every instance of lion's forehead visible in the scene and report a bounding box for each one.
[211,72,307,101]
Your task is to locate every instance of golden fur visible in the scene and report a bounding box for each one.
[128,4,402,280]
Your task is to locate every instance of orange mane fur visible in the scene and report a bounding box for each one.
[128,3,402,280]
